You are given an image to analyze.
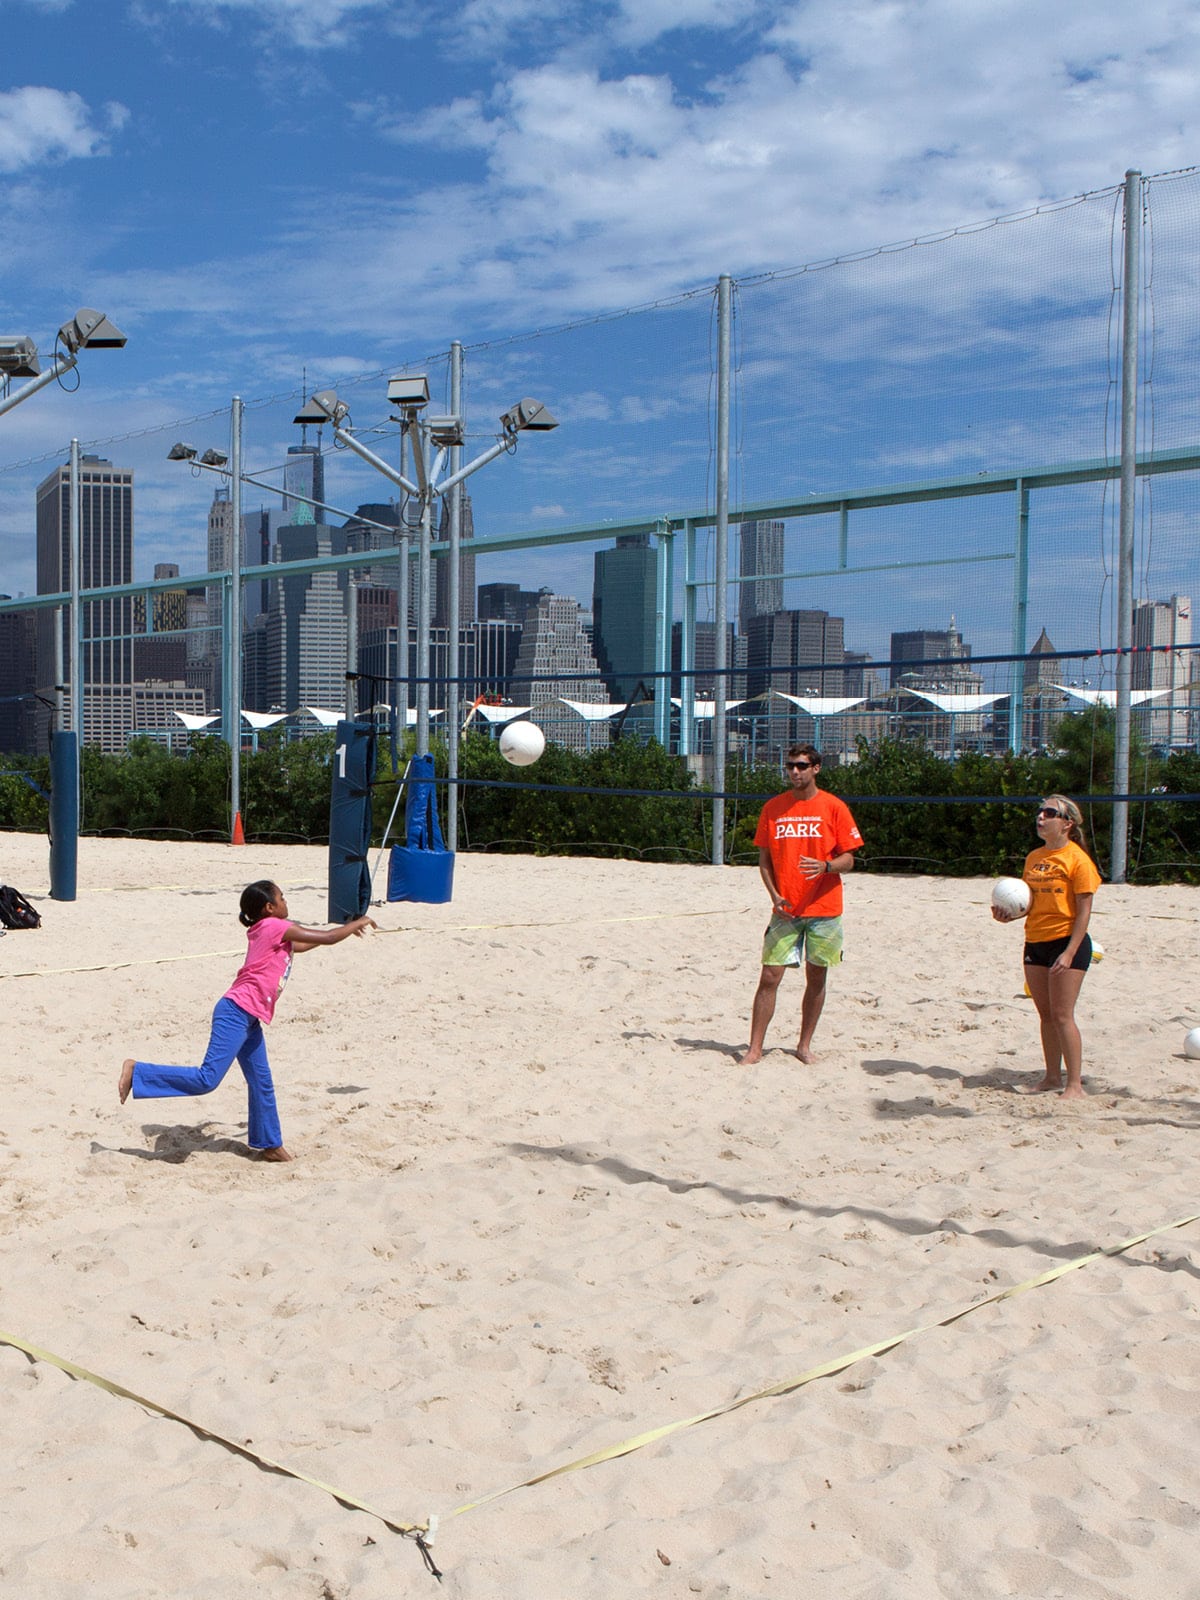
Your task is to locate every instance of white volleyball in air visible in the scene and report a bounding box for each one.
[1183,1027,1200,1060]
[499,720,545,767]
[991,876,1031,917]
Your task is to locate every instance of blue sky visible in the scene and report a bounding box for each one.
[3,0,1200,671]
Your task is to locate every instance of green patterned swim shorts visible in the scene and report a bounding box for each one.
[761,912,844,969]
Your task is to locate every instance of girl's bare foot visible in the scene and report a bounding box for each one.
[258,1145,294,1162]
[795,1046,817,1064]
[1016,1077,1062,1095]
[118,1059,134,1104]
[1060,1084,1086,1101]
[737,1047,763,1065]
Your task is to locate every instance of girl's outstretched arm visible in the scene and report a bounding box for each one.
[284,915,376,954]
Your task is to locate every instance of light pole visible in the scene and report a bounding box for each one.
[294,378,559,760]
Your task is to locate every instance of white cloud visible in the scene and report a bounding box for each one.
[150,0,404,49]
[0,88,128,174]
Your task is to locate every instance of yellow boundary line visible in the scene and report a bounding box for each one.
[2,1211,1196,1549]
[0,907,753,980]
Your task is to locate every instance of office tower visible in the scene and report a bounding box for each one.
[888,617,975,688]
[0,601,36,753]
[263,522,349,715]
[670,621,744,699]
[35,454,136,751]
[204,486,236,709]
[738,519,784,634]
[283,441,326,525]
[746,608,847,757]
[343,502,402,592]
[478,582,541,624]
[511,592,607,752]
[434,491,476,628]
[134,563,188,683]
[592,533,657,702]
[1133,595,1191,748]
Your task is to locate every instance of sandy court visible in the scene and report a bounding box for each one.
[1,831,1197,1599]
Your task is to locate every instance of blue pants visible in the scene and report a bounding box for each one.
[132,996,283,1150]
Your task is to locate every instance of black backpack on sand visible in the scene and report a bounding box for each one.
[0,885,40,930]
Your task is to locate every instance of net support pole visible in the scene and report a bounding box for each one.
[712,273,732,865]
[446,340,463,850]
[1112,169,1141,884]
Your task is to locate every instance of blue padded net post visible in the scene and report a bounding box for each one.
[327,719,375,922]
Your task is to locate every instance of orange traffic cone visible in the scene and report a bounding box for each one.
[231,811,246,846]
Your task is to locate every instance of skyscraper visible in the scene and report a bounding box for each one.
[512,592,607,752]
[738,519,784,634]
[592,533,657,702]
[746,607,847,757]
[36,454,136,751]
[283,441,326,525]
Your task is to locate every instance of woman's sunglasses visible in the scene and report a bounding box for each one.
[1037,806,1067,820]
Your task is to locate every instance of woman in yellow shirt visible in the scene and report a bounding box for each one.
[994,795,1101,1099]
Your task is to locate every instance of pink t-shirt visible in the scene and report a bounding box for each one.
[224,916,293,1024]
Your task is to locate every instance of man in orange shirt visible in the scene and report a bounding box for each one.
[738,744,864,1065]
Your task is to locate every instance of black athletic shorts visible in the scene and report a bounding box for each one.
[1023,933,1092,972]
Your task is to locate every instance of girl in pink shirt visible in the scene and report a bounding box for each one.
[118,880,375,1161]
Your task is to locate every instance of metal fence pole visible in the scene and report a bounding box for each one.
[229,396,243,840]
[69,439,83,806]
[1009,480,1029,751]
[1112,169,1141,884]
[447,340,463,849]
[712,274,732,865]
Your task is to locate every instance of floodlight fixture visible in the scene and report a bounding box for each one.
[293,388,349,427]
[200,447,229,467]
[427,414,464,448]
[499,396,558,436]
[387,373,429,408]
[0,335,41,378]
[57,307,127,355]
[167,442,198,460]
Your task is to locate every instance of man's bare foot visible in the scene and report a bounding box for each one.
[258,1145,294,1162]
[118,1059,134,1104]
[795,1046,817,1064]
[1016,1077,1062,1095]
[737,1048,763,1065]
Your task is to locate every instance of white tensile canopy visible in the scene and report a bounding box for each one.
[902,688,1009,714]
[671,697,746,718]
[559,699,629,721]
[473,703,532,725]
[772,691,866,716]
[1059,685,1171,709]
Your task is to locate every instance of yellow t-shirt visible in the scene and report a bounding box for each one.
[1023,840,1101,942]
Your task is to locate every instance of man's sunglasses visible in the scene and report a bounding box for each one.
[785,760,814,771]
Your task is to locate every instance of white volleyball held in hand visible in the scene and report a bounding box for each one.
[991,876,1031,917]
[499,720,545,767]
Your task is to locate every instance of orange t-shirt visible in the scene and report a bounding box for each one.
[1022,840,1101,942]
[754,789,864,917]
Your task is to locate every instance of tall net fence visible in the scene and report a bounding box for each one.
[3,167,1200,797]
